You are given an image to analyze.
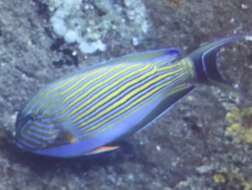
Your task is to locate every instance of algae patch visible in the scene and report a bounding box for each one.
[213,173,226,184]
[225,107,252,144]
[213,169,252,190]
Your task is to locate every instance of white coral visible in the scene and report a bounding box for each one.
[48,0,150,54]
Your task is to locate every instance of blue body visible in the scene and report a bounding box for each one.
[15,35,247,158]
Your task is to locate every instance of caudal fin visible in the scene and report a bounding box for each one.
[189,35,252,84]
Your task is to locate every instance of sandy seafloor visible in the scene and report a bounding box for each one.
[0,0,252,189]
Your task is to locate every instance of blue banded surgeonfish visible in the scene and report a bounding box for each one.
[14,35,249,158]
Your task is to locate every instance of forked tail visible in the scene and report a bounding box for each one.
[189,35,252,84]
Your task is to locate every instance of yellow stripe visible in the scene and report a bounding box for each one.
[72,64,156,122]
[43,74,82,97]
[77,68,183,128]
[24,130,48,143]
[28,128,53,138]
[85,77,187,132]
[157,63,180,72]
[39,67,112,112]
[37,65,122,114]
[180,58,195,78]
[69,64,153,117]
[43,65,112,99]
[32,63,178,112]
[63,64,124,103]
[60,67,107,96]
[65,64,141,109]
[21,137,42,146]
[30,73,85,112]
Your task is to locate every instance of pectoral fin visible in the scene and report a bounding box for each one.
[85,145,120,155]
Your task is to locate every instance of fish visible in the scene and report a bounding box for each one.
[14,35,249,158]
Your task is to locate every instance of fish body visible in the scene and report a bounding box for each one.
[15,35,248,157]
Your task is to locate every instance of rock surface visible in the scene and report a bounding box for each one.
[0,0,252,189]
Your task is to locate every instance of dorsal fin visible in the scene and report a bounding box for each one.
[68,48,182,77]
[78,48,181,73]
[108,48,181,65]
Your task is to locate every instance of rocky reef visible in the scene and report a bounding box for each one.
[0,0,252,189]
